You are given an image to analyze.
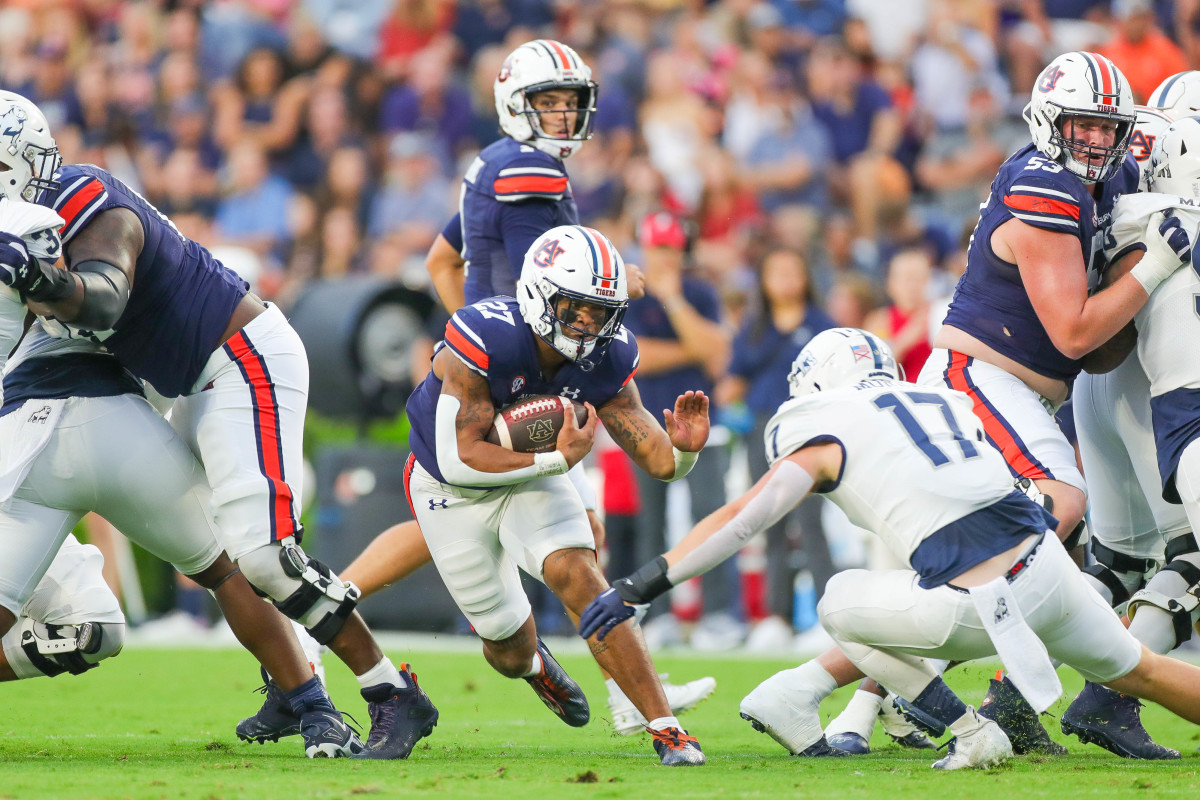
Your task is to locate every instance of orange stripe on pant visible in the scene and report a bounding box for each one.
[224,331,299,542]
[402,453,418,520]
[945,351,1050,481]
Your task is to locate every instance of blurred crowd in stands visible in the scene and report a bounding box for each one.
[5,0,1196,649]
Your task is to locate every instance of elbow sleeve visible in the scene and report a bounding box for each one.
[71,260,129,331]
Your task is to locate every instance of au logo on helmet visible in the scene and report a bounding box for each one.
[1037,66,1065,93]
[532,238,565,268]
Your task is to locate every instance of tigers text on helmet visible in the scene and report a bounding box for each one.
[494,39,598,161]
[1148,116,1200,199]
[1149,71,1200,117]
[1023,52,1135,184]
[787,328,902,398]
[517,225,628,370]
[0,92,60,203]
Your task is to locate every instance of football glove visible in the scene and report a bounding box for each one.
[578,588,649,642]
[1130,209,1194,295]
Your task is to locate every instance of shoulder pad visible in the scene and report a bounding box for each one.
[1001,157,1086,236]
[49,166,110,240]
[488,142,568,202]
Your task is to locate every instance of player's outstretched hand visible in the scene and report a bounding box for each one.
[556,400,597,469]
[0,231,33,292]
[664,390,710,453]
[578,587,649,641]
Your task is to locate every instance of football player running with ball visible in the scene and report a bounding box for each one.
[402,225,707,765]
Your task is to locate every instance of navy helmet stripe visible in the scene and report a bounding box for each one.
[1152,72,1186,107]
[574,225,601,284]
[1080,52,1101,102]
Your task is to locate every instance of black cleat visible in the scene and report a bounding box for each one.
[978,674,1067,755]
[353,664,439,760]
[1061,682,1180,760]
[651,726,706,765]
[301,708,364,758]
[524,639,589,727]
[826,732,870,754]
[236,667,301,744]
[891,695,947,738]
[889,731,938,750]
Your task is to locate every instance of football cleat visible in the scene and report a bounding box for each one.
[931,709,1012,770]
[826,732,871,754]
[608,673,717,736]
[977,674,1067,755]
[524,639,589,727]
[236,667,301,744]
[651,726,706,766]
[1061,682,1180,760]
[739,672,848,756]
[879,694,937,750]
[301,708,364,758]
[353,665,439,760]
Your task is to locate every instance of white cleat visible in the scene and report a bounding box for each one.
[931,709,1012,770]
[739,670,830,755]
[609,674,717,736]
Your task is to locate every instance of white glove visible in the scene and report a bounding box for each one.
[1130,209,1193,295]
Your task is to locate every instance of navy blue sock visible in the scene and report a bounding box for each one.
[912,677,968,729]
[285,677,333,715]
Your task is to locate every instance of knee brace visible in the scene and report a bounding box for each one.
[1127,550,1200,651]
[3,618,125,679]
[1085,540,1157,607]
[238,543,360,645]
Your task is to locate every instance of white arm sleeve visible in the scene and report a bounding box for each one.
[435,393,563,487]
[666,460,815,584]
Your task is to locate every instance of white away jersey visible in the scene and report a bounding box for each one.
[764,381,1015,565]
[1105,191,1200,396]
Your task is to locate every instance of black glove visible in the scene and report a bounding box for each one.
[0,230,72,302]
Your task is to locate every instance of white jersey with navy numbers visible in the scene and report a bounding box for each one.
[764,381,1016,566]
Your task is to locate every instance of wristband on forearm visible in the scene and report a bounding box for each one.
[613,556,673,605]
[663,446,698,483]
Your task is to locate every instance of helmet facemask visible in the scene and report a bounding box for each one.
[1048,108,1134,184]
[534,283,626,371]
[520,83,598,145]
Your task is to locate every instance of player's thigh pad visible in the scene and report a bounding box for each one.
[498,473,594,583]
[1014,534,1142,683]
[817,569,991,661]
[176,304,308,559]
[408,460,530,641]
[920,349,1084,492]
[566,462,597,512]
[25,395,223,575]
[1075,361,1185,556]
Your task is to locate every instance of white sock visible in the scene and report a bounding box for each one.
[785,660,839,701]
[948,708,980,738]
[356,656,406,690]
[647,715,682,732]
[825,688,884,738]
[605,677,626,699]
[522,652,544,678]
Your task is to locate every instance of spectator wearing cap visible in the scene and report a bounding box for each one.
[1098,0,1187,103]
[622,212,742,649]
[716,248,836,650]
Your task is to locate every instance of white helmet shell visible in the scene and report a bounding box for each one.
[516,225,628,369]
[1132,106,1175,190]
[494,39,598,161]
[788,328,902,398]
[1149,71,1200,117]
[1148,116,1200,199]
[1023,52,1135,184]
[0,91,60,202]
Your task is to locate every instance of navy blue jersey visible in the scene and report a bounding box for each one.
[729,305,836,413]
[406,297,639,487]
[459,138,578,304]
[942,144,1139,382]
[42,164,248,397]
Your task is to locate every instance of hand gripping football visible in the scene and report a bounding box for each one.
[485,395,588,453]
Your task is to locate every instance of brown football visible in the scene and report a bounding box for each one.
[485,395,588,453]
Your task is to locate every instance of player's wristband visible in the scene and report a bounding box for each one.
[664,446,698,483]
[534,450,569,477]
[613,556,673,605]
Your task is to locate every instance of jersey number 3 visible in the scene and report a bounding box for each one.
[873,391,981,468]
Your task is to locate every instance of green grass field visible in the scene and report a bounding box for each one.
[2,643,1198,800]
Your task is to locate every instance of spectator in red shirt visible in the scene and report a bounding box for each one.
[1099,0,1188,103]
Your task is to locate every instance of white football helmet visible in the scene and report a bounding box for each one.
[787,328,902,398]
[1023,52,1135,183]
[517,225,628,370]
[0,91,60,202]
[1149,71,1200,117]
[494,39,598,160]
[1147,116,1200,199]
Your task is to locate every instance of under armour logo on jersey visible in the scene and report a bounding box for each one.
[1037,65,1065,93]
[560,387,581,399]
[994,598,1009,624]
[428,498,449,510]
